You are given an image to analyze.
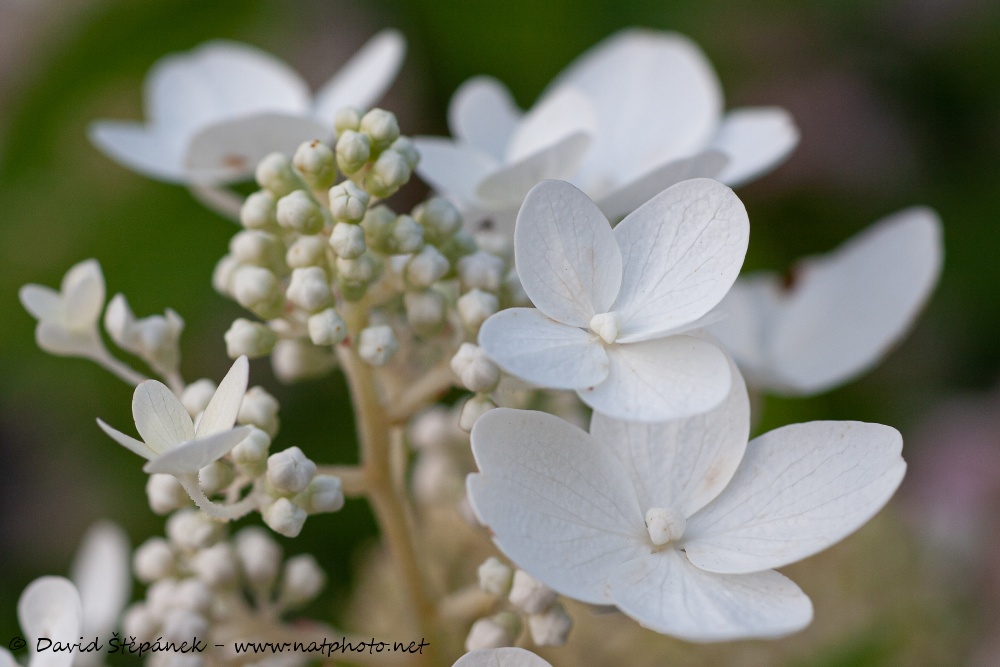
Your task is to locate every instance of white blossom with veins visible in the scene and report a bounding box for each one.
[466,365,906,642]
[415,29,798,234]
[19,259,106,360]
[89,30,404,184]
[478,178,749,422]
[708,206,943,395]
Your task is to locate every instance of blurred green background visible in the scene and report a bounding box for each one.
[2,0,1000,663]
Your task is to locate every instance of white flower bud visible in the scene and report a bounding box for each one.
[279,554,326,606]
[272,339,336,383]
[451,343,500,392]
[224,318,277,359]
[459,251,505,293]
[333,106,361,133]
[297,475,344,514]
[161,609,208,643]
[358,325,398,366]
[263,497,308,537]
[292,139,335,190]
[146,474,190,515]
[362,205,396,249]
[166,510,224,551]
[286,235,328,269]
[412,452,462,504]
[256,152,299,197]
[508,570,557,614]
[267,446,317,495]
[231,426,271,468]
[475,227,513,258]
[122,603,157,642]
[360,108,400,151]
[390,136,420,169]
[477,557,513,597]
[198,460,234,495]
[409,406,463,452]
[190,543,238,588]
[229,230,282,269]
[404,289,447,336]
[406,245,449,288]
[181,379,217,417]
[329,181,370,224]
[237,387,280,437]
[232,265,281,317]
[465,613,519,651]
[133,538,175,583]
[286,267,332,312]
[336,130,371,174]
[235,527,282,586]
[413,197,461,245]
[212,255,239,296]
[528,602,572,647]
[336,253,378,283]
[457,288,499,332]
[308,308,347,346]
[330,222,367,259]
[145,578,178,615]
[440,229,478,266]
[459,395,496,431]
[240,190,278,230]
[277,190,324,234]
[365,149,410,198]
[173,578,212,614]
[504,267,530,306]
[390,214,423,254]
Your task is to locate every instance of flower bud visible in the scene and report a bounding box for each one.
[404,289,447,337]
[390,136,420,170]
[336,253,378,283]
[190,543,238,588]
[235,386,279,437]
[181,379,217,417]
[267,446,317,495]
[409,406,462,452]
[240,190,278,230]
[451,343,500,393]
[465,613,520,651]
[460,395,496,431]
[146,474,190,515]
[389,214,423,254]
[133,538,175,583]
[161,609,208,644]
[212,255,239,296]
[360,108,400,151]
[457,288,499,332]
[230,230,282,269]
[286,267,332,312]
[232,266,282,318]
[277,190,324,234]
[279,554,326,607]
[333,106,361,133]
[330,222,367,259]
[263,497,308,537]
[406,245,449,288]
[235,527,282,587]
[308,308,347,346]
[528,602,572,646]
[329,180,370,224]
[477,557,513,597]
[297,475,344,514]
[271,339,336,383]
[358,325,398,366]
[224,318,277,359]
[173,578,212,614]
[231,427,271,470]
[292,139,335,190]
[364,149,410,198]
[166,510,224,551]
[256,152,300,197]
[122,604,157,642]
[198,460,234,494]
[459,251,505,293]
[413,197,461,245]
[145,579,178,615]
[361,205,396,250]
[508,570,557,614]
[336,130,371,175]
[286,235,328,269]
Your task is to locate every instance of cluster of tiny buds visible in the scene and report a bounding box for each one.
[466,558,573,651]
[126,525,327,667]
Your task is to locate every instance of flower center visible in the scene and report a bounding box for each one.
[644,507,686,546]
[589,311,623,345]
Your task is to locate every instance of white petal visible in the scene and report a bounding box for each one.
[766,208,944,394]
[88,121,187,182]
[97,418,155,459]
[0,648,16,667]
[684,421,905,573]
[548,29,723,189]
[712,107,799,187]
[505,87,596,163]
[512,180,621,326]
[448,76,522,160]
[184,113,328,184]
[479,308,609,390]
[313,29,406,125]
[453,648,552,667]
[704,274,783,386]
[608,550,812,642]
[70,521,131,638]
[18,577,82,667]
[36,322,101,358]
[476,133,591,207]
[196,356,249,437]
[18,285,60,321]
[143,426,252,475]
[132,380,195,452]
[412,137,497,203]
[596,150,728,222]
[589,358,749,516]
[61,259,105,330]
[579,335,730,422]
[467,409,646,604]
[612,178,749,340]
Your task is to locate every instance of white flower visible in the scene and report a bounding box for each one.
[97,357,252,475]
[452,648,552,667]
[69,522,131,650]
[415,29,797,233]
[2,577,82,667]
[19,259,106,359]
[466,368,906,641]
[478,178,748,422]
[104,294,184,375]
[89,31,405,184]
[708,207,943,395]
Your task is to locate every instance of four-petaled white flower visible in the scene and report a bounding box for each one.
[453,648,552,667]
[415,29,797,234]
[98,356,252,475]
[478,178,749,422]
[467,364,906,642]
[104,294,185,377]
[89,30,404,184]
[19,259,106,359]
[0,577,82,667]
[708,207,943,395]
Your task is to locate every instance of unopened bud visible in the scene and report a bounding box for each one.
[272,339,336,383]
[161,609,208,645]
[231,427,272,468]
[406,245,449,288]
[198,460,234,495]
[457,289,499,332]
[360,108,400,151]
[166,509,224,551]
[364,149,411,198]
[460,395,497,431]
[224,318,277,359]
[459,251,505,293]
[172,578,212,615]
[336,253,378,283]
[279,554,326,606]
[297,475,345,514]
[390,214,423,254]
[329,181,370,224]
[333,106,361,133]
[190,543,238,588]
[528,602,572,646]
[267,446,317,495]
[336,130,371,175]
[404,289,447,337]
[358,325,398,366]
[256,153,299,197]
[509,570,557,614]
[122,604,157,642]
[413,197,461,245]
[232,266,281,318]
[286,267,332,312]
[330,222,367,259]
[361,205,396,250]
[277,190,324,234]
[409,406,462,452]
[286,235,328,269]
[465,613,520,651]
[212,255,239,296]
[133,538,175,583]
[146,474,190,515]
[477,557,513,597]
[240,190,278,230]
[181,379,216,417]
[229,230,282,268]
[391,136,420,169]
[237,386,280,437]
[235,527,282,587]
[292,140,335,190]
[439,229,478,266]
[308,308,347,346]
[451,343,500,392]
[264,497,308,537]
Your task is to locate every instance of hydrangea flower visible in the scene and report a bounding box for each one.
[0,577,82,667]
[453,648,552,667]
[19,259,105,359]
[104,294,185,378]
[467,365,906,641]
[89,30,404,184]
[415,29,797,233]
[97,357,251,475]
[708,207,943,395]
[478,178,748,422]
